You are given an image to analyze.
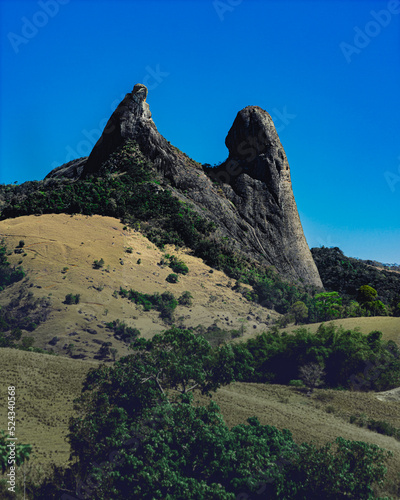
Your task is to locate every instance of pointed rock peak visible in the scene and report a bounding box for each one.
[225,105,280,160]
[132,83,148,102]
[81,83,154,177]
[117,82,152,122]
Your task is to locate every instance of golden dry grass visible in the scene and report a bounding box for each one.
[0,214,278,359]
[0,348,98,468]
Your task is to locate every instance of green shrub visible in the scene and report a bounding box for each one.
[117,288,178,320]
[178,291,193,306]
[349,414,400,440]
[288,379,305,387]
[233,323,400,391]
[166,273,179,283]
[105,320,140,343]
[65,293,80,305]
[168,255,189,275]
[93,258,104,269]
[125,247,133,253]
[17,240,25,248]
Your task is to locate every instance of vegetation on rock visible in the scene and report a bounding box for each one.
[312,246,400,313]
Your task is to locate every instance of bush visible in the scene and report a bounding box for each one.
[117,288,178,321]
[105,320,140,343]
[166,273,179,283]
[350,414,400,440]
[178,291,193,306]
[93,258,104,269]
[289,379,305,387]
[65,293,80,305]
[168,255,189,275]
[17,240,25,248]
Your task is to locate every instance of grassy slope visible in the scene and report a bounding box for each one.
[0,214,278,359]
[0,347,399,496]
[0,348,99,468]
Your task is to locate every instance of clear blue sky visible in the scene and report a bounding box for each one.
[1,0,399,263]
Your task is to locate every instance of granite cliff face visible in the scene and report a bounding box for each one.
[53,84,322,287]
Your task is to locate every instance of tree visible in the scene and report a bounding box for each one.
[357,285,387,316]
[64,381,391,499]
[311,292,342,321]
[93,258,105,269]
[68,328,236,479]
[290,301,308,325]
[299,362,325,393]
[357,285,378,303]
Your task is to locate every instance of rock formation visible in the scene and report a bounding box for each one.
[53,84,322,288]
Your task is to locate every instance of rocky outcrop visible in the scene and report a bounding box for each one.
[45,157,87,179]
[56,84,323,287]
[213,106,322,287]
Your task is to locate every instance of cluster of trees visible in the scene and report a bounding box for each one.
[105,319,141,343]
[32,328,392,499]
[0,242,52,353]
[285,286,389,327]
[235,323,400,391]
[117,288,180,321]
[0,242,25,292]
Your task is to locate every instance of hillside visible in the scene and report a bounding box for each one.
[312,246,400,308]
[0,213,278,359]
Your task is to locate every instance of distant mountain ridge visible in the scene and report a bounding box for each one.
[311,246,400,308]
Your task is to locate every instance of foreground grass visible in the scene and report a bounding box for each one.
[0,348,399,497]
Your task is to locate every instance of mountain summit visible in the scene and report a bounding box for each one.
[51,84,322,288]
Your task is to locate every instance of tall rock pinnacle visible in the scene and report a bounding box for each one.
[78,84,322,288]
[217,105,322,288]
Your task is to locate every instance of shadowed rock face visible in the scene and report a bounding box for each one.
[75,85,322,287]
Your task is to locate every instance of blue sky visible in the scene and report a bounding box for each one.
[0,0,399,263]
